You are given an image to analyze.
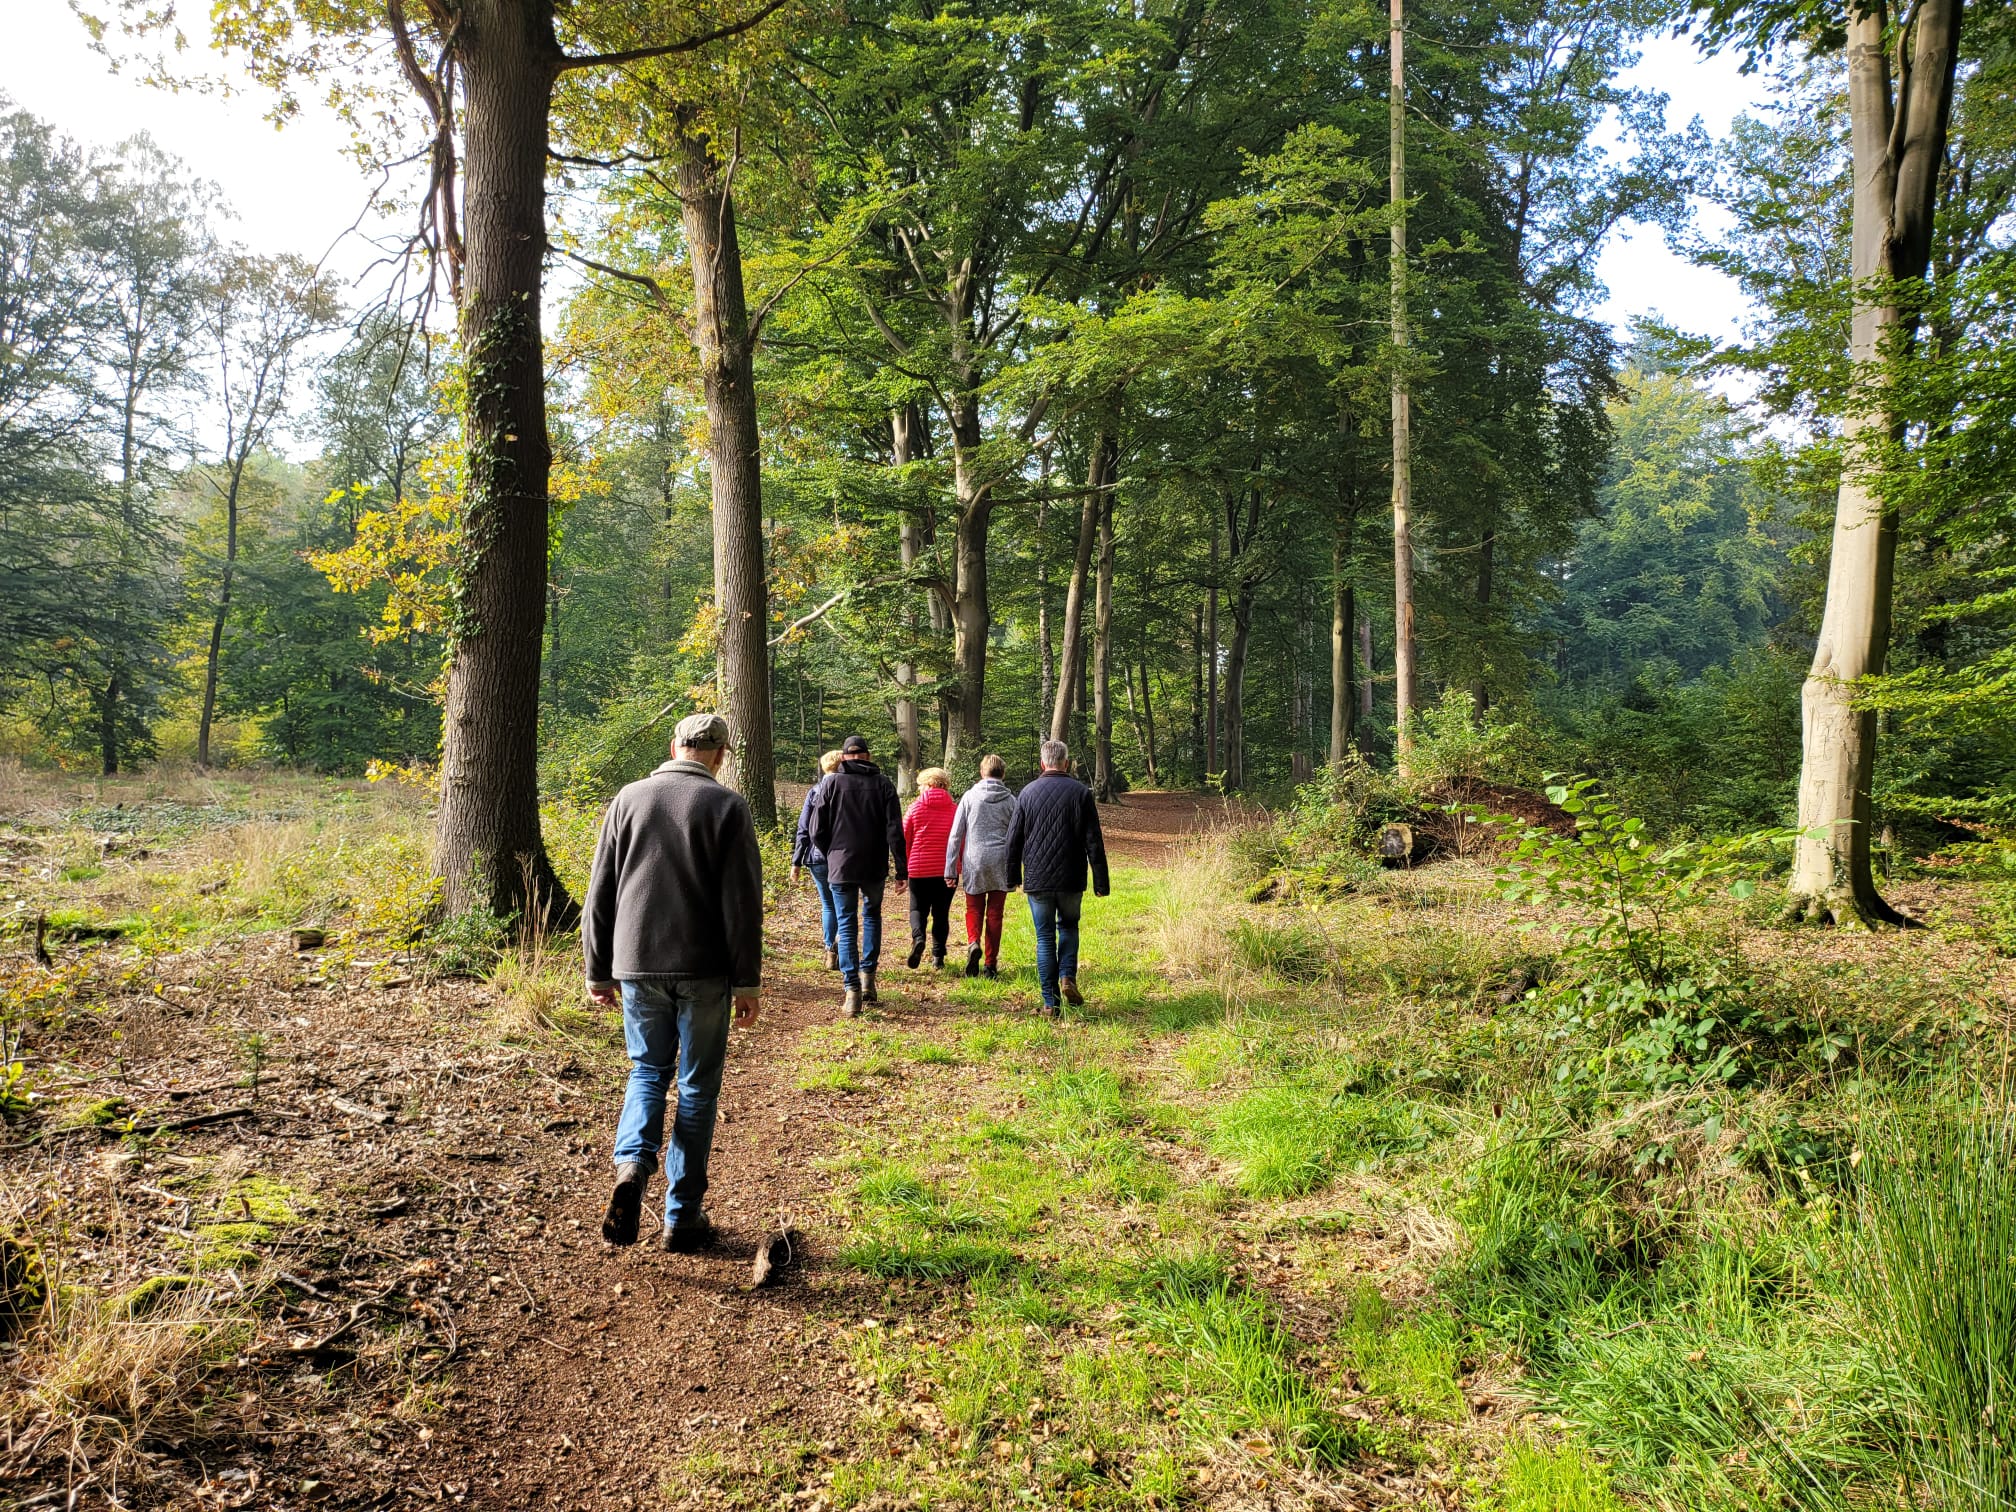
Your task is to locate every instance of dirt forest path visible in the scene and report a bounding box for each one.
[419,790,1241,1509]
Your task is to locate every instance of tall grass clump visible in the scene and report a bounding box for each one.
[1149,835,1237,979]
[1848,1096,2016,1510]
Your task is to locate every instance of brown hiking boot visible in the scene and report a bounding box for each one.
[841,987,862,1018]
[863,971,879,1004]
[1061,977,1085,1007]
[824,944,838,970]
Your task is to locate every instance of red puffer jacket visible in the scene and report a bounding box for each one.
[903,785,958,883]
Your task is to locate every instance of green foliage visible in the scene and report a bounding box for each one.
[1408,688,1530,788]
[1496,778,1790,988]
[1494,779,1802,1091]
[1847,1097,2016,1510]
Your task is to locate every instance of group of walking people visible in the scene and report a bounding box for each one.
[581,715,1108,1253]
[792,734,1110,1019]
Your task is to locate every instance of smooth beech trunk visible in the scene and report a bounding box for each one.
[1050,438,1107,748]
[892,404,923,796]
[436,0,568,920]
[1205,520,1220,778]
[1790,0,1961,925]
[679,116,777,831]
[195,468,241,770]
[1092,487,1116,798]
[1388,0,1417,771]
[1221,486,1262,793]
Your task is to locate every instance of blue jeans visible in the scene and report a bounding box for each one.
[1027,891,1083,1008]
[832,879,885,989]
[612,978,731,1225]
[809,857,837,949]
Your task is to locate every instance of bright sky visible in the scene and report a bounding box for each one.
[10,0,1765,352]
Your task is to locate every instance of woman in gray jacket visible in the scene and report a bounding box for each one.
[944,753,1017,977]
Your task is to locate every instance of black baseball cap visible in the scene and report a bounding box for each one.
[841,734,871,755]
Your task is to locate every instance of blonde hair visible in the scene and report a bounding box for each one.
[979,753,1005,778]
[819,750,843,774]
[917,767,950,789]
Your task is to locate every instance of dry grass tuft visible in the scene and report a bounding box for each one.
[2,1196,250,1490]
[1151,833,1240,980]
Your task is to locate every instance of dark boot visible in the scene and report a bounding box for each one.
[983,962,998,980]
[658,1212,715,1253]
[1061,977,1085,1007]
[602,1162,648,1246]
[907,937,926,969]
[864,971,879,1004]
[965,944,982,978]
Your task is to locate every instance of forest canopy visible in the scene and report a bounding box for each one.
[5,0,2014,877]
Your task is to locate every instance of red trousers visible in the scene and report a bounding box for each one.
[964,890,1006,964]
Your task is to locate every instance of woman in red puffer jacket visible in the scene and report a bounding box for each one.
[902,770,958,969]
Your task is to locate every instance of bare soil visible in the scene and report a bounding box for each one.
[5,789,1253,1510]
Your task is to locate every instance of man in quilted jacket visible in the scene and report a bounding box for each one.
[1005,740,1110,1017]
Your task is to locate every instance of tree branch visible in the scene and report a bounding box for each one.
[556,0,791,74]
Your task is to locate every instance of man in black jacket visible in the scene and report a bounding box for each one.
[808,734,907,1017]
[1005,739,1110,1017]
[584,713,763,1252]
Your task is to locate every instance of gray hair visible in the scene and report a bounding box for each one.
[1039,739,1070,769]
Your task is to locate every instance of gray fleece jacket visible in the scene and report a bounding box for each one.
[582,759,764,993]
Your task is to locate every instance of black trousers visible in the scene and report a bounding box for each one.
[907,878,954,958]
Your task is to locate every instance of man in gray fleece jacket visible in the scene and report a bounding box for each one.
[584,713,763,1252]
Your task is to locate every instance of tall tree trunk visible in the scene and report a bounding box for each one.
[1223,582,1254,794]
[679,116,776,831]
[435,0,570,921]
[1037,492,1054,749]
[1329,503,1357,767]
[1190,602,1204,784]
[1205,518,1220,779]
[1472,527,1495,716]
[1050,438,1107,747]
[1137,647,1159,785]
[196,462,244,769]
[942,393,992,768]
[1222,485,1262,794]
[1789,0,1961,925]
[892,404,923,796]
[1389,0,1418,773]
[1092,487,1117,799]
[1331,563,1357,765]
[1358,619,1375,718]
[98,673,122,777]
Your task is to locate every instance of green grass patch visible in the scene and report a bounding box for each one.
[1340,1283,1465,1421]
[1209,1084,1434,1197]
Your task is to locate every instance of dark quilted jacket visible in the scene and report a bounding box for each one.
[807,760,908,885]
[1005,771,1110,897]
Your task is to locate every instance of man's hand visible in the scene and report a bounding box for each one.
[790,865,802,885]
[733,993,761,1026]
[587,982,619,1007]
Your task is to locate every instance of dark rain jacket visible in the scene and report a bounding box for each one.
[807,759,908,886]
